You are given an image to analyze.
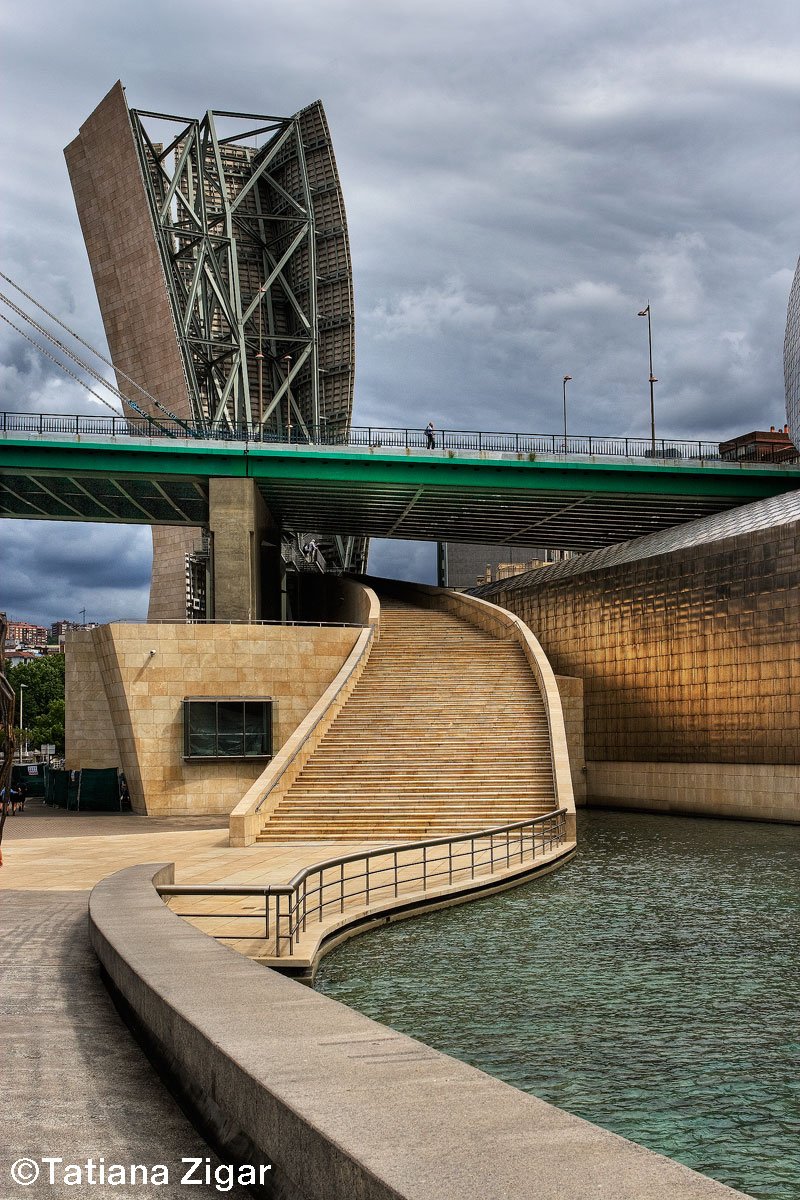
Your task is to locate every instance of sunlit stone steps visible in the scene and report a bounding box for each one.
[255,596,557,841]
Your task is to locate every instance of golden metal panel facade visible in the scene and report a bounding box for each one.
[479,521,800,766]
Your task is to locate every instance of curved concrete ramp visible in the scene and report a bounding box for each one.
[256,582,572,842]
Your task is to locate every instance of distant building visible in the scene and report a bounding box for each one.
[51,619,79,642]
[438,542,576,589]
[6,620,48,647]
[7,648,40,666]
[719,426,797,463]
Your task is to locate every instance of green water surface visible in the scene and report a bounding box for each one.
[314,811,800,1199]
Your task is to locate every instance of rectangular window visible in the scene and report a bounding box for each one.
[183,698,273,760]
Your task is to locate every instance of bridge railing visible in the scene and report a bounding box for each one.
[2,411,798,464]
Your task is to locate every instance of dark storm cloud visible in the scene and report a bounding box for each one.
[1,0,799,614]
[1,520,152,627]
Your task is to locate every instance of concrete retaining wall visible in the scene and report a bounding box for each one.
[89,863,748,1200]
[588,760,800,823]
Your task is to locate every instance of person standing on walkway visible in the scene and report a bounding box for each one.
[425,421,436,449]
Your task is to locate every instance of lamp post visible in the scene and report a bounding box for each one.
[562,375,572,452]
[18,683,27,763]
[282,355,293,442]
[637,304,657,454]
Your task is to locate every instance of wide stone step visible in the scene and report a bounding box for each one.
[255,593,562,843]
[283,792,555,803]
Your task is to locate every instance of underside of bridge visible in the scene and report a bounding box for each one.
[3,429,800,618]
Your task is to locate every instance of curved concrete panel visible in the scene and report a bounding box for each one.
[89,863,749,1200]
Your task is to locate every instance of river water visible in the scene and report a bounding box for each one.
[315,810,800,1199]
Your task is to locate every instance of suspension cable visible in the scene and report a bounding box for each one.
[0,271,191,426]
[0,312,125,414]
[0,289,142,412]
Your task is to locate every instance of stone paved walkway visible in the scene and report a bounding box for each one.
[0,889,252,1198]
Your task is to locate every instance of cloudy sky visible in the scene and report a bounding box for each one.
[2,0,799,625]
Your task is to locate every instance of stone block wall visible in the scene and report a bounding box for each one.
[555,675,586,804]
[65,623,360,816]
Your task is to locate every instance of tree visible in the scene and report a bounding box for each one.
[8,655,66,754]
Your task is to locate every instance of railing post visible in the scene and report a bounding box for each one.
[448,842,453,885]
[422,844,427,891]
[302,878,307,932]
[264,890,270,940]
[340,862,345,913]
[471,836,475,878]
[365,858,370,906]
[394,849,399,897]
[275,894,282,957]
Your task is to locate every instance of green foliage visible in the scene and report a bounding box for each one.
[8,655,66,754]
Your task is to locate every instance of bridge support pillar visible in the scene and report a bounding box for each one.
[208,478,273,622]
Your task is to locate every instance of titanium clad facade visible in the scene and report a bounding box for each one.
[472,492,800,770]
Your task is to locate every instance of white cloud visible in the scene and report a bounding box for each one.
[368,278,498,340]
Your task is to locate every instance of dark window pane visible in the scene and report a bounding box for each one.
[183,699,271,758]
[244,702,269,755]
[217,701,244,756]
[189,732,216,756]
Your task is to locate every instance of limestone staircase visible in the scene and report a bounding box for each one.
[256,597,558,841]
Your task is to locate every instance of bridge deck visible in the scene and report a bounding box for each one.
[2,429,799,549]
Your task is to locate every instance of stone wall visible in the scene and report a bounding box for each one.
[555,675,586,804]
[65,82,199,622]
[587,762,799,823]
[65,623,360,816]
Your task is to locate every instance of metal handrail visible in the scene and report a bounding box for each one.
[158,808,568,957]
[3,410,798,464]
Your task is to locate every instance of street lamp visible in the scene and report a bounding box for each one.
[282,355,293,442]
[562,375,572,452]
[637,304,657,454]
[18,683,27,763]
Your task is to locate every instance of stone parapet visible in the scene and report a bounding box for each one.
[88,862,749,1200]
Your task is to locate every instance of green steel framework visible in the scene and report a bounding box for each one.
[2,435,798,551]
[129,102,354,439]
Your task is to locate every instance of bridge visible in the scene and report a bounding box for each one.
[1,413,799,551]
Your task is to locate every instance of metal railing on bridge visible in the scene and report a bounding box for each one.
[2,411,798,465]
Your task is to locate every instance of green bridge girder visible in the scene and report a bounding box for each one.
[1,433,799,551]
